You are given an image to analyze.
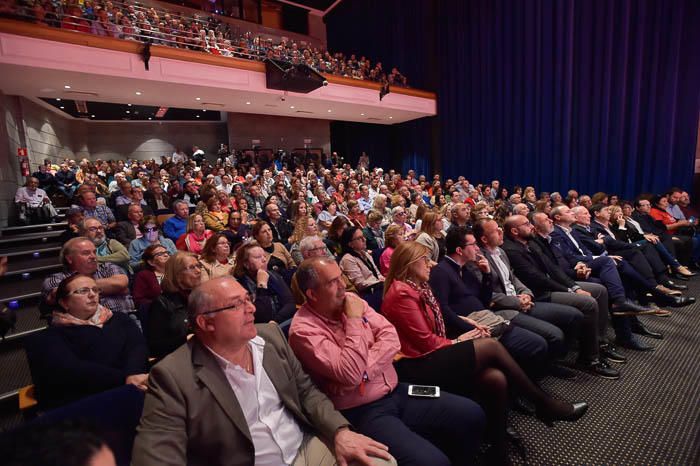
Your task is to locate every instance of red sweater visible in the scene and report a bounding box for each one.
[381,280,452,358]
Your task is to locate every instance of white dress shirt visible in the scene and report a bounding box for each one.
[207,337,304,465]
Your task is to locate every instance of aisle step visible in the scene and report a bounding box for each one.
[0,231,63,246]
[0,222,67,237]
[0,244,61,258]
[0,278,44,303]
[5,256,61,277]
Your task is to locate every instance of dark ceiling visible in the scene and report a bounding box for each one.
[40,98,222,122]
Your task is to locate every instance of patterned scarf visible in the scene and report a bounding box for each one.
[52,304,113,328]
[405,279,446,338]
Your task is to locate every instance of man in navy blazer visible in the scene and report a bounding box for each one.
[429,226,548,375]
[501,216,620,379]
[550,205,693,309]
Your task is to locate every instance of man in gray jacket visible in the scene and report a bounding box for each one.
[132,276,393,466]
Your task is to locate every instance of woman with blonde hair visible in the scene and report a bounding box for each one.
[199,233,234,282]
[379,224,404,275]
[148,252,202,358]
[288,216,325,265]
[415,211,445,262]
[176,213,213,255]
[382,241,588,463]
[371,194,392,226]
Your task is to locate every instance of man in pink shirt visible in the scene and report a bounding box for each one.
[289,257,487,466]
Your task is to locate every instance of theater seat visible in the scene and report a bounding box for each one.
[11,385,145,466]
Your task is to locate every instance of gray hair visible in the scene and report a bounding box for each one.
[391,206,404,215]
[78,217,102,235]
[187,276,239,322]
[60,237,92,268]
[296,257,330,295]
[172,199,188,211]
[299,235,323,254]
[550,205,568,219]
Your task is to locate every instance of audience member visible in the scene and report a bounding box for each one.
[113,204,144,246]
[132,276,394,466]
[128,216,177,268]
[26,274,148,409]
[132,244,170,310]
[176,213,213,255]
[232,241,296,324]
[381,241,587,463]
[199,233,234,282]
[14,176,57,224]
[290,257,486,465]
[80,217,130,273]
[162,200,190,242]
[252,220,295,276]
[147,252,200,358]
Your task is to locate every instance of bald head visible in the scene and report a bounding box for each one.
[503,215,533,242]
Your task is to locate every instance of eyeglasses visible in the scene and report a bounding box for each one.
[515,221,532,228]
[199,293,256,316]
[464,241,479,247]
[307,245,327,253]
[184,263,203,272]
[69,286,101,296]
[87,226,104,232]
[144,227,157,232]
[154,251,170,257]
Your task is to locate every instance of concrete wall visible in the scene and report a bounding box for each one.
[86,122,227,161]
[0,93,23,226]
[227,112,330,153]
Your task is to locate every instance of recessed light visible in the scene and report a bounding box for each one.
[389,116,393,119]
[196,115,200,118]
[246,101,251,105]
[127,104,132,107]
[59,106,64,109]
[290,106,295,109]
[148,117,152,120]
[56,98,61,101]
[327,109,332,113]
[135,91,142,95]
[360,113,365,116]
[91,114,95,118]
[195,97,201,101]
[126,110,130,114]
[203,109,207,112]
[64,85,70,89]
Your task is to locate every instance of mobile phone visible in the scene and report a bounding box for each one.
[408,384,440,398]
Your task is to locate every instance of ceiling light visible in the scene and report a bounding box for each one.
[327,109,332,113]
[64,85,70,89]
[126,110,130,114]
[56,98,61,101]
[59,106,64,109]
[127,103,132,107]
[246,101,251,105]
[148,117,152,120]
[196,115,200,118]
[360,113,365,116]
[195,97,201,101]
[290,106,295,109]
[389,116,393,119]
[203,109,207,112]
[135,91,142,95]
[91,114,95,118]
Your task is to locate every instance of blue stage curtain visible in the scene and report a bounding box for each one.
[327,0,700,199]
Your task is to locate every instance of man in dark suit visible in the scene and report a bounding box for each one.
[501,215,620,379]
[587,204,686,292]
[429,226,549,376]
[531,212,662,351]
[474,219,583,375]
[113,204,143,247]
[132,276,394,466]
[550,205,692,309]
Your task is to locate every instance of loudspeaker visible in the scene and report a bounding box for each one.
[265,59,327,94]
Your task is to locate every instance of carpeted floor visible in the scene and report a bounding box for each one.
[506,279,700,465]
